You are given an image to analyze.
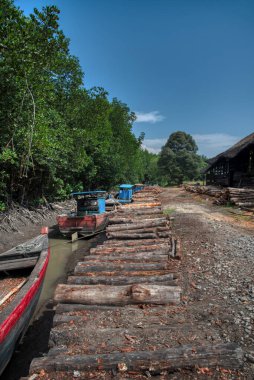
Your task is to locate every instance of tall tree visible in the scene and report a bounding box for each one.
[158,131,205,185]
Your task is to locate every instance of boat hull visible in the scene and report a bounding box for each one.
[0,243,49,375]
[57,213,109,237]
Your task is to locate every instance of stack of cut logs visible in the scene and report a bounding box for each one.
[184,185,229,205]
[185,184,254,209]
[227,187,254,209]
[26,187,243,379]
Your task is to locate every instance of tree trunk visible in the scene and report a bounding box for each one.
[106,232,171,240]
[54,284,181,305]
[106,219,169,232]
[30,343,243,373]
[89,244,171,255]
[67,274,178,286]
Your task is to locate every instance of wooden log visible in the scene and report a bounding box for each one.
[89,247,171,256]
[133,199,159,203]
[107,232,171,240]
[109,217,167,225]
[74,261,173,275]
[121,202,161,208]
[67,274,178,285]
[30,343,243,373]
[237,202,254,207]
[106,227,170,235]
[90,243,170,253]
[85,253,170,262]
[116,207,162,215]
[101,238,170,247]
[74,262,172,273]
[54,284,181,305]
[55,304,119,314]
[106,219,168,232]
[85,252,170,260]
[74,270,176,278]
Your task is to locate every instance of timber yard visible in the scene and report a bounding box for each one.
[1,184,254,379]
[2,1,254,378]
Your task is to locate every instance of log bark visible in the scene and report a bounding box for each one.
[30,343,243,373]
[84,253,170,262]
[106,219,168,232]
[102,238,170,246]
[109,217,166,225]
[117,207,162,215]
[74,262,173,273]
[67,274,178,286]
[55,304,119,314]
[54,284,181,305]
[121,202,161,208]
[73,270,176,278]
[89,245,171,255]
[107,232,171,240]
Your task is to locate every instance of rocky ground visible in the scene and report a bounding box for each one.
[161,187,254,379]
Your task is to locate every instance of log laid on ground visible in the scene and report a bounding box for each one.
[108,217,167,225]
[102,238,170,247]
[74,270,176,278]
[106,231,171,240]
[89,246,171,256]
[133,199,159,203]
[74,262,172,272]
[121,202,161,208]
[54,284,181,305]
[55,304,119,314]
[67,273,178,286]
[106,219,169,232]
[83,253,170,262]
[116,207,162,215]
[30,343,243,373]
[106,226,170,235]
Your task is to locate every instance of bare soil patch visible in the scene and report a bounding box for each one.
[161,187,254,378]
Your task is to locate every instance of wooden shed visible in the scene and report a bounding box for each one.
[205,133,254,187]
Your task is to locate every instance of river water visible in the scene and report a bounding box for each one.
[37,236,90,311]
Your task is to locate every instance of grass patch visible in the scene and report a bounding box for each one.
[163,208,175,215]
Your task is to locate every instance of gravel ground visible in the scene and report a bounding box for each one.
[161,187,254,379]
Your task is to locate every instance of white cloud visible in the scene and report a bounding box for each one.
[142,133,241,157]
[193,133,240,157]
[135,111,165,123]
[142,138,166,153]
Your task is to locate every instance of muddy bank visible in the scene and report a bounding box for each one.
[0,200,74,253]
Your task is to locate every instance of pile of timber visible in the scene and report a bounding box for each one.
[227,187,254,209]
[26,187,243,379]
[185,184,254,209]
[184,185,228,205]
[184,184,228,200]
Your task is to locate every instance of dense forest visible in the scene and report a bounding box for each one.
[0,1,206,210]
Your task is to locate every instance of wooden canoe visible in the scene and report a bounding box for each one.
[0,232,49,375]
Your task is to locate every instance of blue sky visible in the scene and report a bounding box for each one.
[15,0,254,157]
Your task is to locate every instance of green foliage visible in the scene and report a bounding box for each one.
[158,131,207,185]
[0,1,151,206]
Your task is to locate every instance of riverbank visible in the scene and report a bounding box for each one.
[0,200,74,253]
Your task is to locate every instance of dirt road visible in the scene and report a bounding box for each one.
[161,187,254,378]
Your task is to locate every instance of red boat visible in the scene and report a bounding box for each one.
[57,191,109,238]
[0,229,49,375]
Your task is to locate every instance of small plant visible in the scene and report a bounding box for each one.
[0,201,6,212]
[163,208,175,215]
